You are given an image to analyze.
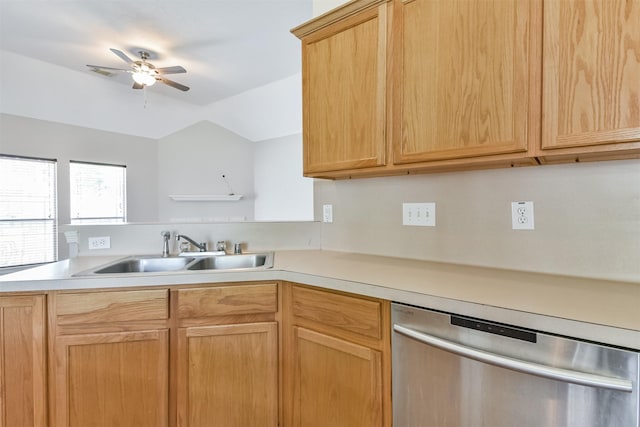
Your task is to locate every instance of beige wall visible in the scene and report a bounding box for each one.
[315,159,640,282]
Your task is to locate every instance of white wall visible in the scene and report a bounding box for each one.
[63,221,321,257]
[0,113,160,258]
[157,121,255,222]
[0,115,160,224]
[313,0,349,16]
[254,133,314,221]
[204,74,303,142]
[315,160,640,282]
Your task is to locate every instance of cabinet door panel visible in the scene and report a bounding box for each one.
[0,295,46,427]
[293,327,382,427]
[302,5,387,174]
[542,0,640,150]
[54,329,169,427]
[394,0,533,163]
[177,322,278,427]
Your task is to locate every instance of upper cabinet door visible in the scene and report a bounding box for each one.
[393,0,537,163]
[542,0,640,151]
[299,3,388,175]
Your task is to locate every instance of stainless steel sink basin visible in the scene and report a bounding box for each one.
[91,256,196,274]
[187,253,272,271]
[74,252,273,276]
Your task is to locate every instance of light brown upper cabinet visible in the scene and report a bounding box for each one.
[293,0,639,179]
[539,0,640,162]
[392,0,540,166]
[292,0,389,176]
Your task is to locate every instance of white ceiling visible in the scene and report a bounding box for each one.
[0,0,313,107]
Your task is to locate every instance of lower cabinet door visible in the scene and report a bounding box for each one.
[0,295,47,427]
[292,327,383,427]
[177,322,278,427]
[54,329,169,427]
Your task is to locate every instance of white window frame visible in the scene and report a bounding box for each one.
[69,160,127,224]
[0,154,58,268]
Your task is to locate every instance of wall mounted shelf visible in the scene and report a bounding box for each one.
[169,195,243,202]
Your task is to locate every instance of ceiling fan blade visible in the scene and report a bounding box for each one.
[132,82,144,90]
[157,77,190,91]
[155,65,187,75]
[110,48,135,65]
[86,64,130,72]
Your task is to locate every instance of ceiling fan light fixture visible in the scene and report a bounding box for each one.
[132,71,156,86]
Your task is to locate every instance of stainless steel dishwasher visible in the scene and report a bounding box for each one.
[392,302,640,427]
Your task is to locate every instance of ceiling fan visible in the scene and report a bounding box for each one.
[87,48,190,92]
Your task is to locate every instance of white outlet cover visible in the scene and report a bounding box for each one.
[88,236,111,250]
[511,201,534,230]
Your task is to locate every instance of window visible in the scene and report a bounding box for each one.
[0,155,57,268]
[70,161,126,224]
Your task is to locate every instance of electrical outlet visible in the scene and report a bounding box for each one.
[403,202,436,227]
[88,236,111,250]
[511,201,534,230]
[323,204,333,223]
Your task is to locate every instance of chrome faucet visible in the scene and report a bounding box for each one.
[160,231,171,257]
[175,234,208,252]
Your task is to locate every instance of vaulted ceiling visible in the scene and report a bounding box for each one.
[0,0,313,139]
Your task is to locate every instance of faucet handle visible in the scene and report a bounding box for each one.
[216,241,227,252]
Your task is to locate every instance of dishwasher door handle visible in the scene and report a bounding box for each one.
[393,324,633,393]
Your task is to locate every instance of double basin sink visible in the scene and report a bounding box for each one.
[75,252,273,276]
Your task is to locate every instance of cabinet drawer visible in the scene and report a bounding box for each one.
[56,289,169,325]
[177,283,278,319]
[292,285,382,339]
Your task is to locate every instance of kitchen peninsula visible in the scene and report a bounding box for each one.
[1,249,639,426]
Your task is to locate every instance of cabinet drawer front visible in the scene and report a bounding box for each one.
[56,289,169,325]
[177,283,278,319]
[292,286,382,339]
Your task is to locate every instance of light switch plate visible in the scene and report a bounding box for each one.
[403,202,436,227]
[323,204,333,223]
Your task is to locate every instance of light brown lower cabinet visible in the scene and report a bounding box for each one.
[0,294,47,427]
[54,329,169,427]
[49,282,280,427]
[175,282,280,427]
[292,327,383,426]
[176,323,278,427]
[283,282,392,427]
[15,280,391,426]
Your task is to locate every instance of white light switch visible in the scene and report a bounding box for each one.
[403,202,436,227]
[323,204,333,223]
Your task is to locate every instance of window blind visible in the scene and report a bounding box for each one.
[0,155,57,268]
[70,161,126,224]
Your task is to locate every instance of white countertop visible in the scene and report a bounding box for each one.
[2,250,639,350]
